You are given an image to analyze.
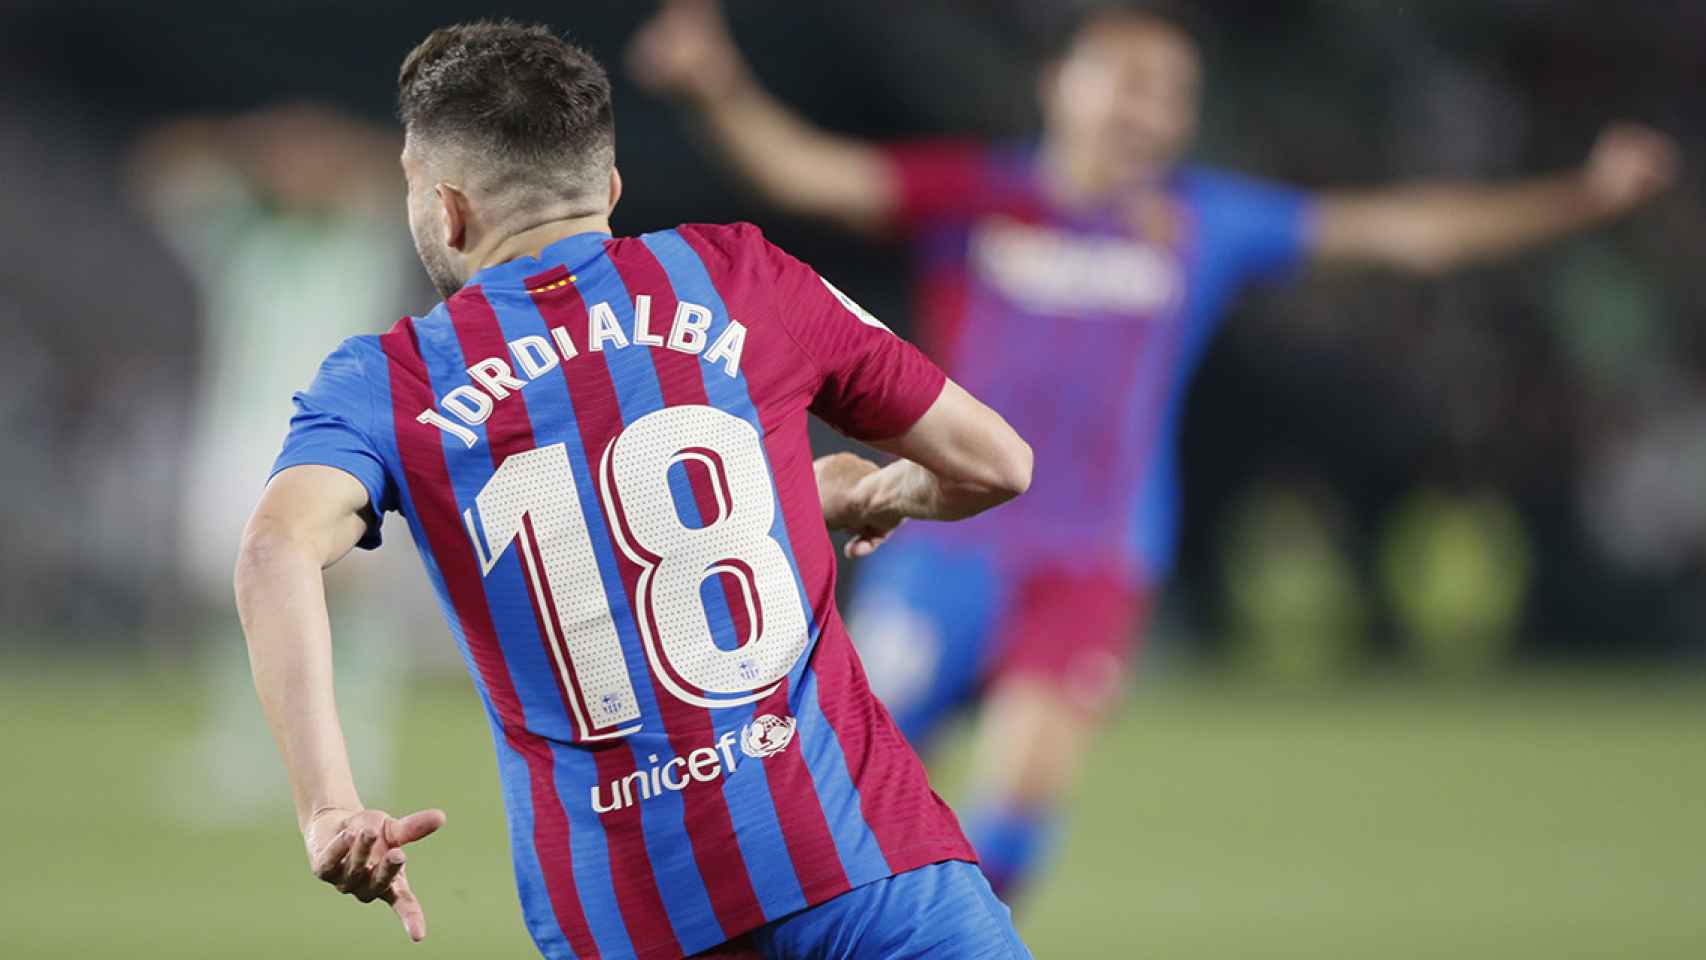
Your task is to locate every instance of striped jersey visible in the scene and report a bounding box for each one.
[271,223,973,959]
[881,140,1314,584]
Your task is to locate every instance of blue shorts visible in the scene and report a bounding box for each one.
[847,537,1151,749]
[742,860,1029,959]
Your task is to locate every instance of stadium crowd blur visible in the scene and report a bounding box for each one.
[4,0,1701,677]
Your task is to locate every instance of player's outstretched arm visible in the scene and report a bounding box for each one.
[628,0,896,231]
[234,465,445,942]
[1312,123,1679,274]
[819,380,1033,558]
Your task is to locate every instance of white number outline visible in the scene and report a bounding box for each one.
[463,445,641,742]
[464,405,807,739]
[598,406,806,711]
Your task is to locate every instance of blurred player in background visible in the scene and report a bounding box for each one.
[238,21,1034,959]
[129,105,432,824]
[630,0,1679,900]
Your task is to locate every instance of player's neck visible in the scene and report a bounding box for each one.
[475,213,613,272]
[1043,141,1119,206]
[1042,141,1164,207]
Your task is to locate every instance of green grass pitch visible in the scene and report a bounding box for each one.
[2,665,1701,958]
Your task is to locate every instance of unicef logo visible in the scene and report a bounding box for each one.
[740,714,797,759]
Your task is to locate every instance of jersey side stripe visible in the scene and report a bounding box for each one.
[527,273,686,960]
[473,281,639,960]
[375,340,572,958]
[444,288,622,959]
[379,320,597,959]
[802,609,976,873]
[677,225,977,877]
[447,289,593,743]
[565,254,730,948]
[602,237,779,932]
[612,236,829,912]
[748,674,853,904]
[651,227,891,883]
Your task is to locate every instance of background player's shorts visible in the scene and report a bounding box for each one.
[847,536,1152,747]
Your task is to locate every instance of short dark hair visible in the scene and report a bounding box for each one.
[398,20,614,199]
[1041,1,1205,63]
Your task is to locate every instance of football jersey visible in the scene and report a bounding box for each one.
[271,223,972,960]
[882,140,1315,583]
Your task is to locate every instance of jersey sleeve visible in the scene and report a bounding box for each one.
[878,139,1005,233]
[270,337,395,550]
[765,241,948,441]
[1190,169,1317,285]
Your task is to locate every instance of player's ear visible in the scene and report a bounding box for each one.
[606,167,623,215]
[435,182,469,251]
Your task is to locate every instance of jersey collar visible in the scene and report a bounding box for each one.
[463,229,613,290]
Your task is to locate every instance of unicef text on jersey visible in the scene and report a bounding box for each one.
[589,714,797,813]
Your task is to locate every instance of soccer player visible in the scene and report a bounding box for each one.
[629,0,1679,899]
[235,21,1034,960]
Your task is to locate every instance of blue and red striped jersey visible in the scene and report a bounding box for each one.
[272,223,972,960]
[880,140,1315,584]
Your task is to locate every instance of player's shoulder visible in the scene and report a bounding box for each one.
[665,221,781,264]
[317,332,387,379]
[305,324,428,398]
[357,307,451,374]
[293,333,390,421]
[648,221,810,291]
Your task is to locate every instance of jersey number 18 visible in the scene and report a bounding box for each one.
[464,405,810,741]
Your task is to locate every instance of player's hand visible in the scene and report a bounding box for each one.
[628,0,747,106]
[814,452,902,558]
[816,451,879,528]
[1583,123,1678,214]
[305,806,447,942]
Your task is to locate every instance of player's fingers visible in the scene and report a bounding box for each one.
[656,1,709,41]
[385,871,429,942]
[846,531,889,559]
[385,808,447,847]
[1618,129,1675,167]
[1608,126,1679,176]
[338,828,380,892]
[312,829,355,881]
[859,516,904,546]
[1645,137,1680,182]
[359,848,407,903]
[1623,155,1678,202]
[629,11,684,69]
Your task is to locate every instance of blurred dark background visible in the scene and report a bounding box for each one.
[4,4,1705,958]
[5,0,1701,667]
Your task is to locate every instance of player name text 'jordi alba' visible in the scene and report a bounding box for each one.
[418,291,748,447]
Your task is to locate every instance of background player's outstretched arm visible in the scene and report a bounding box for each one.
[234,465,445,942]
[629,0,896,231]
[817,380,1033,558]
[1311,123,1678,274]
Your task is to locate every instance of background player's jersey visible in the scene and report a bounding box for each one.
[882,140,1315,583]
[271,224,971,960]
